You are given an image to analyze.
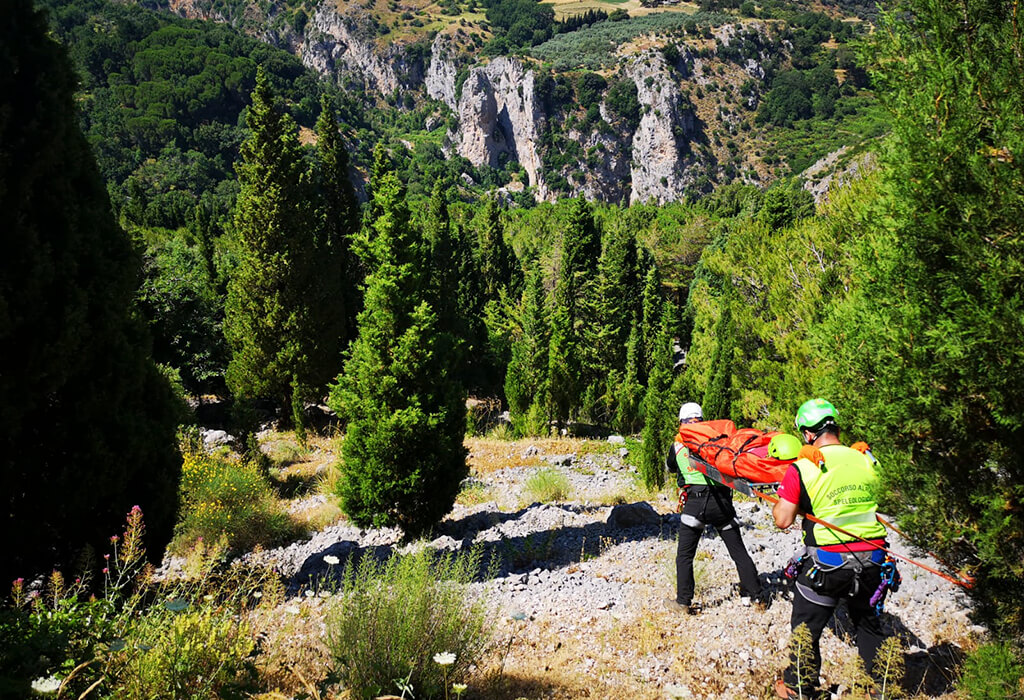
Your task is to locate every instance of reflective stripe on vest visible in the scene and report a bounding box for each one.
[795,445,887,546]
[675,445,709,485]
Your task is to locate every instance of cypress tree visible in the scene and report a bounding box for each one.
[226,68,340,429]
[615,321,645,433]
[1,0,182,583]
[702,304,734,421]
[547,197,601,424]
[476,197,521,301]
[328,170,467,536]
[639,264,663,381]
[639,302,675,490]
[505,264,551,435]
[313,96,359,350]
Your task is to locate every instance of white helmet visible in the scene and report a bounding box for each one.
[678,402,703,422]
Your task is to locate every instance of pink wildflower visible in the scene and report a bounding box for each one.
[103,568,109,574]
[110,535,119,543]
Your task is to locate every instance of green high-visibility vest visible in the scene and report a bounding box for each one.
[675,444,709,485]
[794,444,887,546]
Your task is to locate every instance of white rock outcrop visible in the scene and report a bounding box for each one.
[627,50,704,204]
[426,33,459,109]
[302,5,422,96]
[452,58,548,199]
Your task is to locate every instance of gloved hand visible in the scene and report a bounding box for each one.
[850,441,871,453]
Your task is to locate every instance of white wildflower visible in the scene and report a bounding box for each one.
[323,555,340,565]
[284,605,301,615]
[664,682,691,699]
[31,676,61,695]
[433,651,456,666]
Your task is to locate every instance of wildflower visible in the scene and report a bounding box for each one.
[284,605,301,615]
[252,591,263,599]
[110,535,118,544]
[305,589,314,597]
[452,683,468,697]
[323,555,340,566]
[102,568,109,575]
[433,652,456,666]
[31,675,61,694]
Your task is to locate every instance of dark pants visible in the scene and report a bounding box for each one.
[784,561,886,699]
[675,485,761,605]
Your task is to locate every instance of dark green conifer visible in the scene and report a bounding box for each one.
[328,170,467,536]
[639,264,663,380]
[547,197,601,424]
[1,0,181,583]
[225,68,339,429]
[702,305,734,422]
[639,302,675,490]
[313,96,359,346]
[505,264,551,435]
[824,0,1024,639]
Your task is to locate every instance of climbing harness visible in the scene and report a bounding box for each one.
[684,453,975,590]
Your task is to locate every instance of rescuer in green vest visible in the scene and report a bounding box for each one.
[772,399,891,700]
[665,402,762,614]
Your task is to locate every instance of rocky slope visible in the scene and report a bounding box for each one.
[218,437,977,699]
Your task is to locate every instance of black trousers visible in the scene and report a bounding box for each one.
[784,561,886,699]
[675,486,761,605]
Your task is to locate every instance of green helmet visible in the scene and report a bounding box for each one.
[768,433,802,461]
[795,398,838,432]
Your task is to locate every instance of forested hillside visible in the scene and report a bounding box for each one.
[2,0,1023,695]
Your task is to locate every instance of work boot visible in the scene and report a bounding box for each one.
[663,598,693,614]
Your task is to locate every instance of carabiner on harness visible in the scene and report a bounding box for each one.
[869,558,902,615]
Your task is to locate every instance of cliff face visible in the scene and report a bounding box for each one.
[450,58,549,199]
[302,5,423,95]
[626,50,708,204]
[425,33,459,110]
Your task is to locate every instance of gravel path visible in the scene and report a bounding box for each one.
[214,440,980,698]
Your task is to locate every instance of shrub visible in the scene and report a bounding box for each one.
[174,434,297,553]
[522,468,572,503]
[324,548,490,700]
[958,642,1024,700]
[118,604,254,699]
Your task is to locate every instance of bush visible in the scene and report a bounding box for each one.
[174,433,297,553]
[324,548,490,700]
[958,643,1024,700]
[522,468,573,503]
[118,605,254,699]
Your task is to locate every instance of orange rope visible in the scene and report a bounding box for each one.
[684,454,975,589]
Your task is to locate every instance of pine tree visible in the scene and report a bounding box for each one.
[506,264,551,435]
[1,0,182,583]
[226,68,342,429]
[638,302,675,490]
[822,0,1024,639]
[328,170,467,536]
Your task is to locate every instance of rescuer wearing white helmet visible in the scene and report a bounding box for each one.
[665,401,763,614]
